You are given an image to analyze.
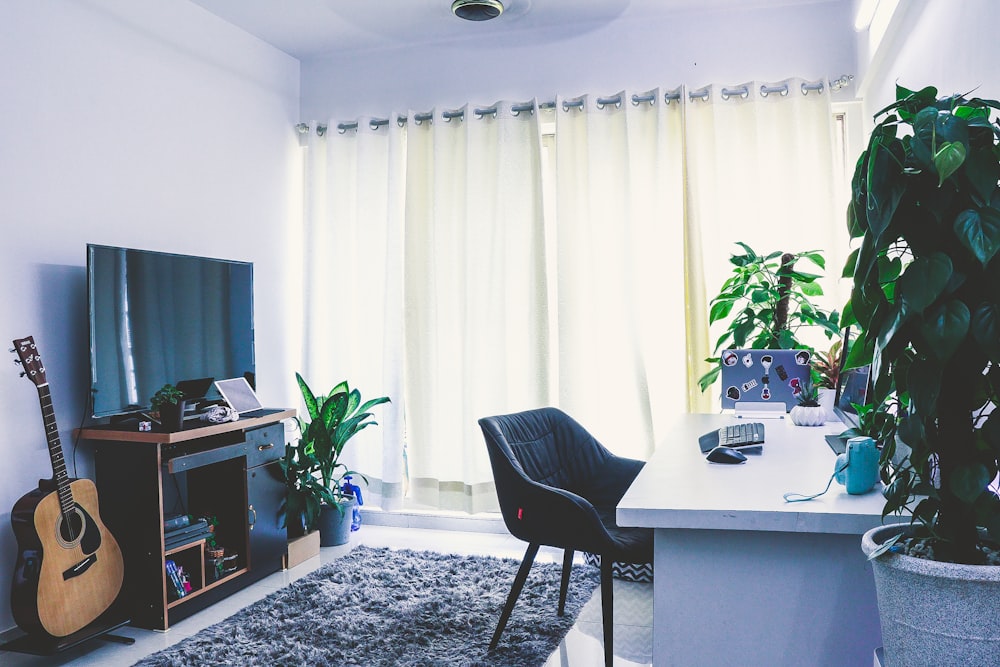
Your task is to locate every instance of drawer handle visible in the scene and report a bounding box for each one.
[257,443,274,451]
[248,504,256,530]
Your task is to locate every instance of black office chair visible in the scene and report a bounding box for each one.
[478,407,653,667]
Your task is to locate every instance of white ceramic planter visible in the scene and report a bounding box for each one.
[789,404,825,426]
[862,523,1000,667]
[818,387,835,421]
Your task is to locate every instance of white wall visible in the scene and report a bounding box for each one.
[301,0,857,122]
[0,0,300,635]
[860,0,1000,119]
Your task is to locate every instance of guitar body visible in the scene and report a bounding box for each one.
[11,477,124,638]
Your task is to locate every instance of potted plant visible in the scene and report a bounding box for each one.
[150,384,186,432]
[789,379,826,427]
[698,243,840,392]
[847,84,1000,665]
[810,339,843,419]
[281,373,389,547]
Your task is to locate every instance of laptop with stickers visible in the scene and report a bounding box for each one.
[719,349,813,411]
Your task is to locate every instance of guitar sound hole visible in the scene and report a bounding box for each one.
[58,509,84,545]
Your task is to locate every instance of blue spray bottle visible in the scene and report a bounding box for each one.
[341,475,363,531]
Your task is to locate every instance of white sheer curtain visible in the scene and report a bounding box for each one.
[403,103,547,512]
[300,79,840,511]
[549,91,686,459]
[302,118,407,511]
[302,104,546,514]
[684,80,840,411]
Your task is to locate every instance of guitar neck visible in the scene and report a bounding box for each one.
[36,383,74,516]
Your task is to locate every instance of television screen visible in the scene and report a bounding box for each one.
[87,244,254,418]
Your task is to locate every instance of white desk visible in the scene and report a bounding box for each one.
[617,413,892,667]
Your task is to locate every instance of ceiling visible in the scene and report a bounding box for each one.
[188,0,843,60]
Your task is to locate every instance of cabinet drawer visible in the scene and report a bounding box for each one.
[166,442,249,473]
[244,424,284,468]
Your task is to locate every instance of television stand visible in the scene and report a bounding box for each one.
[79,409,294,631]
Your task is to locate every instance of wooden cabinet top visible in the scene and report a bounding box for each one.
[77,408,295,444]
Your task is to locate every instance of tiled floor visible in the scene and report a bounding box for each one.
[0,525,652,666]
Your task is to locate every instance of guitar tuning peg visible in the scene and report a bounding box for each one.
[13,358,22,365]
[8,348,14,353]
[19,371,26,377]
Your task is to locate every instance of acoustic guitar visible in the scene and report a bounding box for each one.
[9,336,124,638]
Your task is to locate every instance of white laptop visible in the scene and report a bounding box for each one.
[214,377,264,416]
[719,348,813,411]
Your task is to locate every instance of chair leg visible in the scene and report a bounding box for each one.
[601,555,614,667]
[557,548,574,616]
[489,542,540,651]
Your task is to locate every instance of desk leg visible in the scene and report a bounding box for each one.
[652,528,881,667]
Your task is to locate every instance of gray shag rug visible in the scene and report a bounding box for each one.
[133,545,599,667]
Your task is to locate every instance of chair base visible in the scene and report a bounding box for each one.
[488,543,614,667]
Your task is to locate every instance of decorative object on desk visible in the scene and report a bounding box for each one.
[697,243,840,393]
[280,373,390,546]
[8,336,125,638]
[198,404,238,424]
[150,384,186,432]
[848,84,1000,666]
[131,545,598,667]
[789,380,826,427]
[810,339,842,419]
[834,436,879,494]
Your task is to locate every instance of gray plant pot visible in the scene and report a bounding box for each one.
[861,523,1000,667]
[318,498,356,547]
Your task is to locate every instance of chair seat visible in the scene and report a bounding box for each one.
[595,506,653,563]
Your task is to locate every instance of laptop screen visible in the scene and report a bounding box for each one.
[832,328,871,429]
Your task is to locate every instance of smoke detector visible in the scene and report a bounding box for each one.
[452,0,504,21]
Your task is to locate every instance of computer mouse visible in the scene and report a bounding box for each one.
[706,446,747,464]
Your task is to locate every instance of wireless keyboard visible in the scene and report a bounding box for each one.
[698,422,766,453]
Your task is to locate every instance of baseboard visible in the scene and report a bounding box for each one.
[359,507,507,534]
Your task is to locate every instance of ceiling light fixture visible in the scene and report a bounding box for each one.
[452,0,504,22]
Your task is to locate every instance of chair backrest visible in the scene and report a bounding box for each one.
[479,408,626,546]
[480,407,614,493]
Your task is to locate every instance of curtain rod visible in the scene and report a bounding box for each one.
[296,75,853,136]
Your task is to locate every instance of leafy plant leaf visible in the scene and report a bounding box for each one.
[934,140,967,186]
[954,208,1000,267]
[907,358,941,415]
[971,302,1000,360]
[897,252,953,314]
[918,299,970,362]
[950,464,992,503]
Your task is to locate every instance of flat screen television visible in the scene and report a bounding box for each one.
[87,244,255,419]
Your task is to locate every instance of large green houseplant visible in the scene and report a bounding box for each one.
[849,84,1000,665]
[698,243,841,391]
[281,373,390,544]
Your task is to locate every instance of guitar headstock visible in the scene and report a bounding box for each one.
[13,336,46,386]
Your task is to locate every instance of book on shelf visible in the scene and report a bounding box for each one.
[165,559,186,599]
[164,517,208,539]
[163,513,191,532]
[164,529,213,551]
